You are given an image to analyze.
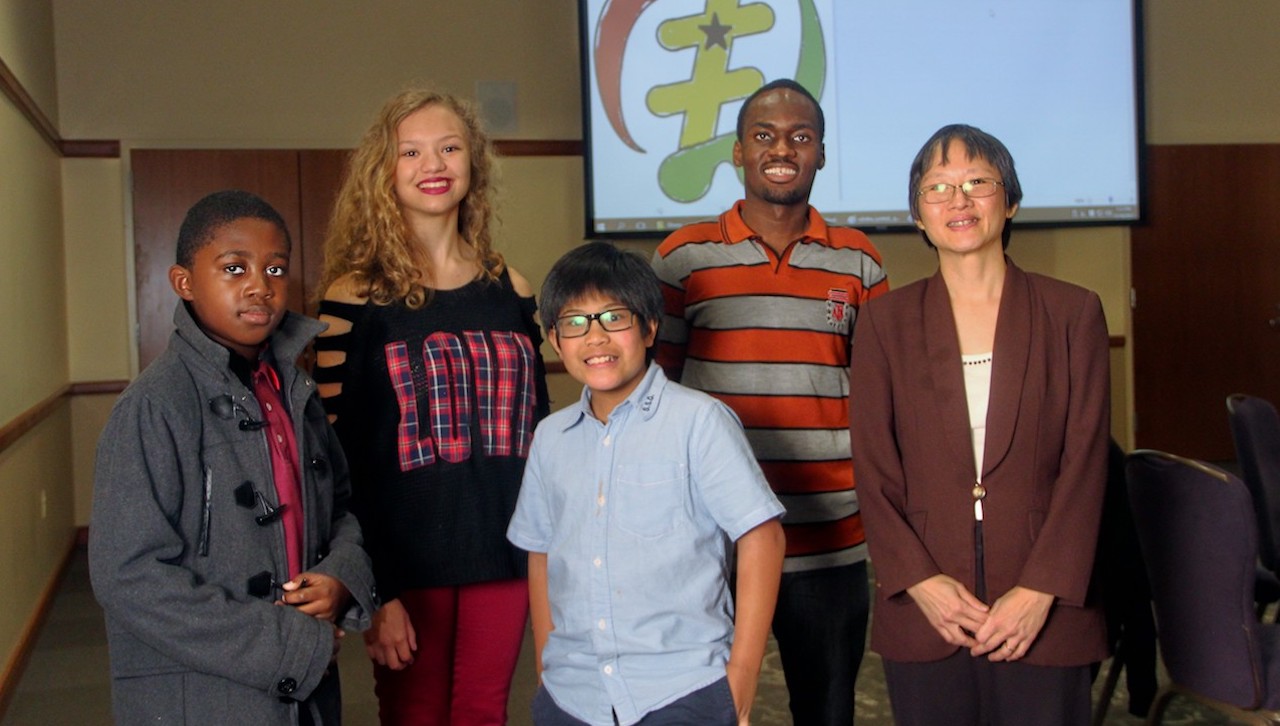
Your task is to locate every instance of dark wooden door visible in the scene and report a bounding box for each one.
[1131,144,1280,460]
[132,149,349,370]
[299,150,351,316]
[132,150,302,370]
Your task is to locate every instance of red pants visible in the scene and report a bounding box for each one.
[373,579,529,725]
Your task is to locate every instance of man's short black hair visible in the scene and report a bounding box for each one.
[539,242,663,343]
[736,78,825,142]
[175,190,292,267]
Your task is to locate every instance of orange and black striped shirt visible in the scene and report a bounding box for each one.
[652,201,888,572]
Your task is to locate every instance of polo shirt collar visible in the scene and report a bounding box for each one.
[720,199,832,245]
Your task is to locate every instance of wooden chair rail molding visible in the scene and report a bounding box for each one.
[0,56,118,158]
[0,366,578,455]
[0,381,129,457]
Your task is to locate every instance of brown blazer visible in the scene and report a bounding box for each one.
[849,260,1110,666]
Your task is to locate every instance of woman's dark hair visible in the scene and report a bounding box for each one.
[539,242,663,344]
[176,190,291,267]
[908,124,1022,250]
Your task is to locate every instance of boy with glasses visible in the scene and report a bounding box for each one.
[507,242,785,725]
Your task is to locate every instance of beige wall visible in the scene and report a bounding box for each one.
[53,2,582,144]
[1144,2,1280,144]
[63,158,131,381]
[0,106,68,420]
[69,395,115,526]
[0,0,76,687]
[0,408,76,670]
[57,154,131,536]
[0,0,57,121]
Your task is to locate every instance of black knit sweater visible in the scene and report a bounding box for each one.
[315,269,549,599]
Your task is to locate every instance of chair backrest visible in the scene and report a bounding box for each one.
[1227,393,1280,573]
[1127,449,1264,708]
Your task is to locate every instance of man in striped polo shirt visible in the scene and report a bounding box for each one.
[652,79,888,725]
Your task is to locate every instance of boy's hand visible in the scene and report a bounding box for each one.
[727,519,784,726]
[278,572,350,623]
[363,598,417,670]
[726,660,757,725]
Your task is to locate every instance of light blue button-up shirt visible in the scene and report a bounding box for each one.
[508,363,784,726]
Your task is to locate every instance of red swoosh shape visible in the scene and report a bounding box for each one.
[595,0,656,152]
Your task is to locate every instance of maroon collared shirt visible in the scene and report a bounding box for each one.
[251,359,305,580]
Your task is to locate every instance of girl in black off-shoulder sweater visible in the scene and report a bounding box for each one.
[315,88,548,726]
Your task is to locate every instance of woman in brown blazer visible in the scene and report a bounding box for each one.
[849,124,1110,725]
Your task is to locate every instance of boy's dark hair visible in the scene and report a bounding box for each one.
[540,241,663,340]
[176,190,292,267]
[736,78,825,142]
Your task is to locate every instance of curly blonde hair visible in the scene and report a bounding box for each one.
[319,88,503,308]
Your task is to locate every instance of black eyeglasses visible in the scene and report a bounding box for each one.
[553,308,636,338]
[917,178,1004,204]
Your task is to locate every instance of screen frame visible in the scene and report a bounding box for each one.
[576,0,1146,241]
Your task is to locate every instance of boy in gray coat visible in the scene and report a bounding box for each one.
[90,190,377,725]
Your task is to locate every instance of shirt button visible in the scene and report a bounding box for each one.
[597,619,606,630]
[593,557,602,568]
[597,495,605,506]
[603,435,611,446]
[265,402,273,412]
[603,665,613,675]
[275,434,284,444]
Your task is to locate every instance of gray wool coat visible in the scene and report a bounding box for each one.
[90,303,377,725]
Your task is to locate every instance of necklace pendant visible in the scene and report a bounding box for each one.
[972,484,987,501]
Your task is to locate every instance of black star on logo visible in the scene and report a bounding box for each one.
[699,12,732,50]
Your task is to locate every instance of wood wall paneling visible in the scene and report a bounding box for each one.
[298,150,350,317]
[1131,144,1280,460]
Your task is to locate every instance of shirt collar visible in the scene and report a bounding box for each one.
[226,347,285,390]
[560,361,670,431]
[721,199,833,246]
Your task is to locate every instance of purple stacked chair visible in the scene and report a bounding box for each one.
[1228,394,1280,602]
[1127,449,1280,725]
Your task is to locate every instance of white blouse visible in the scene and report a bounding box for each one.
[962,352,993,520]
